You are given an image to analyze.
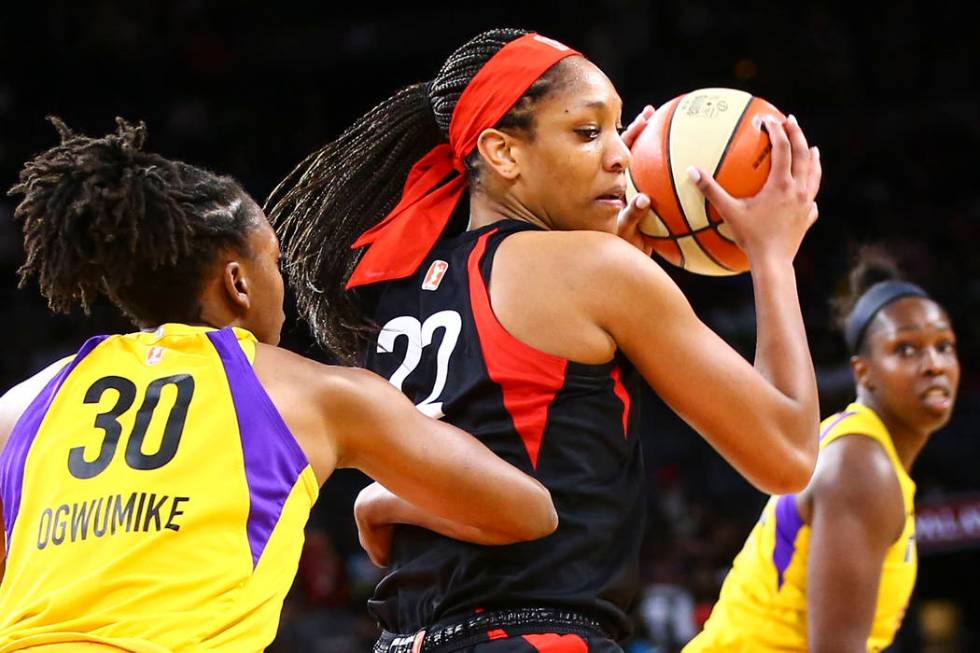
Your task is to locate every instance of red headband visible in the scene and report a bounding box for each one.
[346,33,581,289]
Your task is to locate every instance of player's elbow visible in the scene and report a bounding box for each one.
[757,445,817,495]
[528,486,560,539]
[495,483,559,543]
[759,410,819,494]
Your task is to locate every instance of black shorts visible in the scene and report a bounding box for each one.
[373,608,623,653]
[434,632,622,652]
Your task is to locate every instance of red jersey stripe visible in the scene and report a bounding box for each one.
[467,230,568,469]
[487,628,509,640]
[522,632,589,652]
[611,366,631,438]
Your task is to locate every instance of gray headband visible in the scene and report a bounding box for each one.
[844,280,930,353]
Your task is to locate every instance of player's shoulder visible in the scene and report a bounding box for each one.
[817,433,897,487]
[0,356,74,453]
[811,433,903,522]
[504,228,669,282]
[498,229,686,328]
[253,343,392,409]
[510,227,638,254]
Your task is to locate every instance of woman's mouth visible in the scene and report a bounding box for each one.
[596,189,626,209]
[921,386,953,413]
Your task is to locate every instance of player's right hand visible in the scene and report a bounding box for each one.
[687,115,821,264]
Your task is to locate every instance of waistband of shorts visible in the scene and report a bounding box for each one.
[374,607,609,653]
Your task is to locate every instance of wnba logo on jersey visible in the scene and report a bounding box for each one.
[422,260,449,291]
[146,346,165,366]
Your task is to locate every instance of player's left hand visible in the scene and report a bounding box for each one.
[616,105,657,256]
[616,193,655,257]
[359,523,394,568]
[621,104,656,149]
[354,483,395,567]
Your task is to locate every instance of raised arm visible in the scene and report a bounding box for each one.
[806,436,905,653]
[593,117,821,493]
[320,367,558,547]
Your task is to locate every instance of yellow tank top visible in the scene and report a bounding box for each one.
[0,324,319,652]
[683,402,917,653]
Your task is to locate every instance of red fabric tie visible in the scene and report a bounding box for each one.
[347,33,581,289]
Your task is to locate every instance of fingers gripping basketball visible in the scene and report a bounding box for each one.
[626,88,785,275]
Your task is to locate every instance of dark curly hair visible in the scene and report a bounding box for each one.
[9,116,259,328]
[831,245,904,336]
[267,28,575,362]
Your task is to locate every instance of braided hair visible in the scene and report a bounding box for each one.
[9,116,258,328]
[268,27,573,362]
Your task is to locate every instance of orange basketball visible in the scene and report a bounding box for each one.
[627,88,785,275]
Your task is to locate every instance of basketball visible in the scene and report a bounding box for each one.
[627,88,786,276]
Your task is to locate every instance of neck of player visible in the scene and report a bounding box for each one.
[858,393,931,473]
[467,187,550,231]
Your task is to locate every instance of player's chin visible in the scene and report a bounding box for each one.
[906,395,954,433]
[591,199,624,231]
[918,399,955,427]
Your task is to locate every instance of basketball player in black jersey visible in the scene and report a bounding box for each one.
[270,29,822,653]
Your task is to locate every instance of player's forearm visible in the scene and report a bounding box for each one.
[809,630,870,653]
[355,482,523,545]
[749,256,819,444]
[750,257,816,403]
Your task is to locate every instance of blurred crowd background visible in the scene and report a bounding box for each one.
[1,2,978,651]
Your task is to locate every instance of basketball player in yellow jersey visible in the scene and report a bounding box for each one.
[0,118,558,653]
[684,248,960,653]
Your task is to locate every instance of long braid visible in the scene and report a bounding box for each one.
[268,28,557,363]
[9,116,257,327]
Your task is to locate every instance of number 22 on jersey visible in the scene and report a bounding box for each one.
[377,310,461,419]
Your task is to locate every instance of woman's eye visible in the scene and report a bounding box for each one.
[896,343,916,356]
[576,127,601,140]
[937,340,956,354]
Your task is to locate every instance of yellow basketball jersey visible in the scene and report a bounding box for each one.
[0,324,319,652]
[683,402,917,653]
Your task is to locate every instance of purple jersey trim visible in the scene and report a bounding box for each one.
[820,410,857,441]
[0,335,108,548]
[772,493,804,589]
[206,329,309,569]
[769,411,859,589]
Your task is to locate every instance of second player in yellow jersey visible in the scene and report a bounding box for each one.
[685,405,916,652]
[685,249,959,653]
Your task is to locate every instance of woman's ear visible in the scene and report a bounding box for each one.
[851,355,875,392]
[476,128,521,180]
[222,260,251,313]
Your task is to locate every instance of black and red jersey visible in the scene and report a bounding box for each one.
[361,219,646,640]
